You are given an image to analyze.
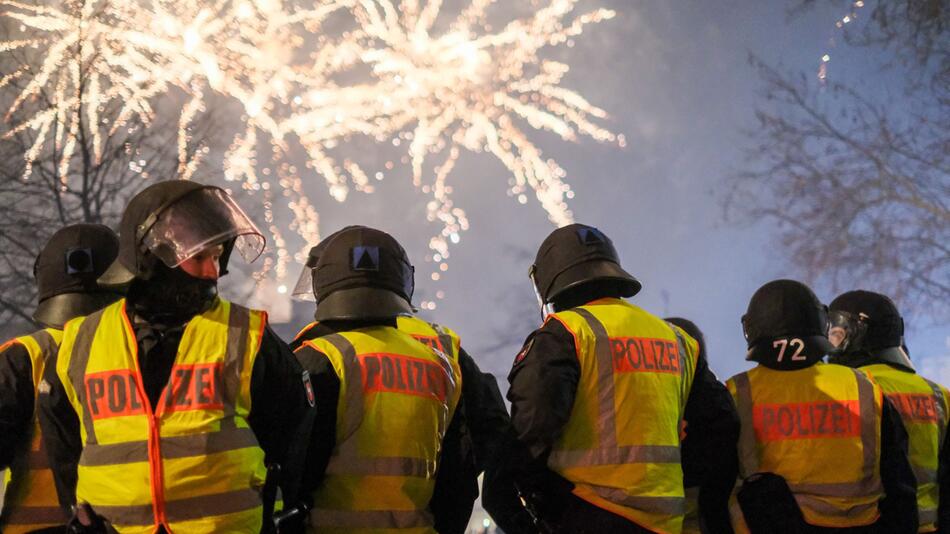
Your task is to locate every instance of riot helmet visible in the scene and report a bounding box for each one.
[741,279,835,364]
[530,224,640,314]
[828,290,912,370]
[99,180,265,286]
[291,227,348,301]
[666,317,707,360]
[311,226,415,321]
[33,224,121,328]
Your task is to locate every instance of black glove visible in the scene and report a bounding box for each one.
[66,503,118,534]
[737,472,808,534]
[273,502,310,534]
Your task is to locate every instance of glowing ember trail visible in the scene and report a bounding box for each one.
[1,0,620,307]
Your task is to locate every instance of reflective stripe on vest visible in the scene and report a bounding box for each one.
[545,299,699,534]
[860,363,948,532]
[294,317,462,361]
[0,328,70,533]
[728,365,884,528]
[302,327,461,532]
[395,316,460,361]
[58,298,267,534]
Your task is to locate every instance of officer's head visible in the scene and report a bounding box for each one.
[742,279,835,365]
[290,227,349,302]
[99,180,265,286]
[530,224,640,314]
[666,317,706,361]
[32,224,122,328]
[827,290,912,370]
[311,226,414,321]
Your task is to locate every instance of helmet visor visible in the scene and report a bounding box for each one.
[142,188,265,268]
[291,258,318,301]
[828,309,861,350]
[529,266,553,319]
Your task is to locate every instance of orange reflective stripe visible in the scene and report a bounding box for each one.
[311,509,434,529]
[548,444,680,467]
[733,372,760,475]
[571,308,618,450]
[293,321,317,343]
[324,455,437,477]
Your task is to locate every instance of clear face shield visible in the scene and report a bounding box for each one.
[291,256,318,301]
[828,309,868,351]
[140,187,265,269]
[529,264,554,320]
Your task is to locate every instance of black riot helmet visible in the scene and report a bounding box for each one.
[98,180,265,286]
[290,227,349,302]
[665,317,707,360]
[33,224,121,328]
[828,290,913,370]
[741,279,835,364]
[530,224,641,311]
[311,226,415,321]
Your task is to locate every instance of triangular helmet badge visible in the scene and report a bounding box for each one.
[577,228,604,245]
[352,246,380,271]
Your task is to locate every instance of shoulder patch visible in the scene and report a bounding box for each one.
[302,371,316,407]
[514,338,534,365]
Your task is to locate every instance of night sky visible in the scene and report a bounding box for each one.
[235,0,948,390]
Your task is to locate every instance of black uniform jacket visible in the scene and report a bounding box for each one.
[291,319,478,534]
[500,304,740,534]
[0,340,42,471]
[37,312,316,513]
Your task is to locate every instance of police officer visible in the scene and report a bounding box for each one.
[665,317,736,534]
[726,280,917,533]
[290,225,467,532]
[828,290,949,533]
[291,226,515,533]
[0,224,120,533]
[37,180,315,533]
[501,224,738,533]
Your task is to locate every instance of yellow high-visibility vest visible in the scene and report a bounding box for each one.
[860,363,948,532]
[545,298,699,534]
[298,326,462,533]
[295,316,461,361]
[395,316,461,361]
[726,364,884,530]
[0,328,69,533]
[56,298,268,534]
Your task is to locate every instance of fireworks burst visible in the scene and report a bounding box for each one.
[1,0,620,307]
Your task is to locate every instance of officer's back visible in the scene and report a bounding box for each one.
[828,290,949,533]
[291,226,464,533]
[726,280,918,534]
[502,224,738,534]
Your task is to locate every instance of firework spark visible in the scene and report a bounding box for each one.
[339,0,621,293]
[2,0,620,306]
